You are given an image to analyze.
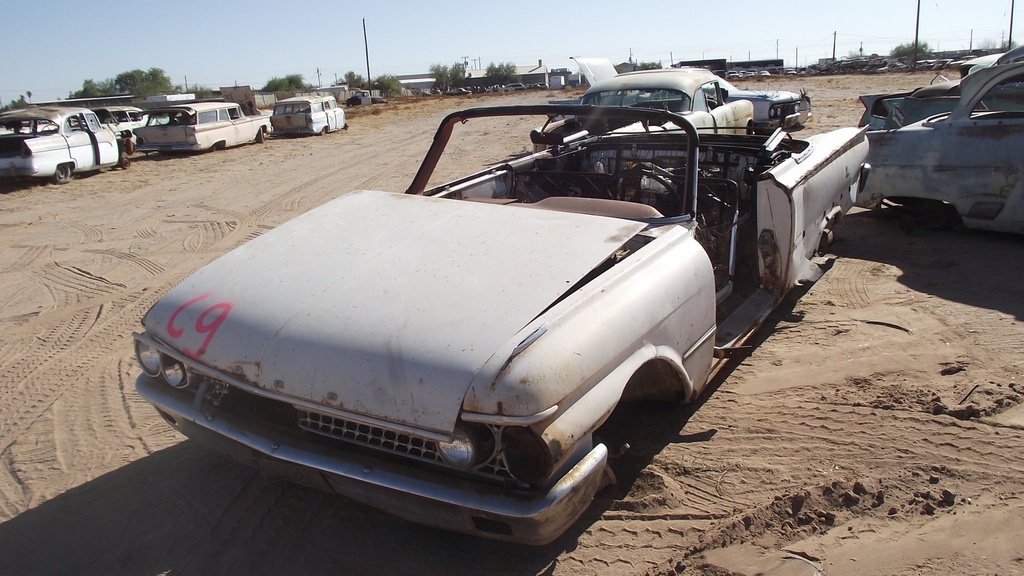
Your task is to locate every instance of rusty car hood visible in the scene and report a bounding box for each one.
[143,190,645,434]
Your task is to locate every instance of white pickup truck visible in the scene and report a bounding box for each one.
[134,102,271,153]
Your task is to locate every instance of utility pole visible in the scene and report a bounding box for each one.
[316,67,322,88]
[776,39,779,59]
[832,31,837,61]
[1010,0,1016,49]
[363,18,371,89]
[913,0,921,70]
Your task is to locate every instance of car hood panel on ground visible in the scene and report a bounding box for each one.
[143,190,645,434]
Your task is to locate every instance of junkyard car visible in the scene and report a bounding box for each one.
[132,105,869,544]
[134,102,271,153]
[856,61,1024,233]
[92,105,147,153]
[345,90,387,106]
[859,47,1024,131]
[572,58,810,133]
[270,96,346,136]
[580,68,754,133]
[92,105,148,135]
[0,106,130,184]
[715,75,811,133]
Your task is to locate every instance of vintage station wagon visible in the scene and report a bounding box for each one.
[271,96,347,136]
[134,102,272,153]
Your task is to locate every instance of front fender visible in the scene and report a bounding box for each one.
[536,339,707,465]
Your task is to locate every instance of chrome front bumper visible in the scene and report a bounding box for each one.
[136,375,610,545]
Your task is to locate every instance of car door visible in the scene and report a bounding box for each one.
[84,111,119,165]
[65,114,98,169]
[922,80,1024,231]
[324,100,338,131]
[704,81,745,134]
[220,107,243,146]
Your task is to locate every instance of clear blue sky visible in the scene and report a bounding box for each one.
[2,0,1018,103]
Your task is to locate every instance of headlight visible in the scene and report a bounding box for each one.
[135,340,161,377]
[502,426,555,486]
[160,355,190,389]
[437,426,477,470]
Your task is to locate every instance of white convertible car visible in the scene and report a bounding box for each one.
[133,106,869,544]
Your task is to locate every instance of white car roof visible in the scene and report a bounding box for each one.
[584,68,718,96]
[0,106,93,122]
[277,96,335,104]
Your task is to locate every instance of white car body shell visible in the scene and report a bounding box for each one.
[135,102,271,152]
[857,61,1024,233]
[92,106,148,139]
[270,95,346,136]
[133,106,869,544]
[0,107,122,182]
[572,57,809,133]
[581,68,754,133]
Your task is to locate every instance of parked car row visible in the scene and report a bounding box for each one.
[1,96,350,186]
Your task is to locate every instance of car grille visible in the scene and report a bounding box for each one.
[183,371,515,481]
[297,408,443,463]
[297,407,513,480]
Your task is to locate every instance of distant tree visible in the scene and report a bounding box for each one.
[429,62,467,91]
[343,71,366,89]
[635,60,662,71]
[262,74,311,93]
[69,78,116,99]
[429,63,452,91]
[976,38,1018,51]
[890,41,932,59]
[69,68,174,99]
[371,74,402,97]
[485,62,520,85]
[191,85,216,99]
[1,95,30,111]
[450,62,466,87]
[114,68,176,97]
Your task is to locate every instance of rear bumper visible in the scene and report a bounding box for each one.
[4,160,39,177]
[136,375,610,545]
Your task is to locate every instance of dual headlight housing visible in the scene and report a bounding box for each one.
[135,339,190,389]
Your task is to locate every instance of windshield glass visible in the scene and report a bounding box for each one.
[274,103,312,115]
[582,89,691,113]
[146,110,194,126]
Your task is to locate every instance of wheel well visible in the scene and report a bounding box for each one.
[619,359,689,403]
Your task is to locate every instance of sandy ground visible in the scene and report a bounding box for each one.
[0,72,1022,576]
